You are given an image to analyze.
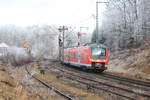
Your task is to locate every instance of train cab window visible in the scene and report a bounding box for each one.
[91,47,106,59]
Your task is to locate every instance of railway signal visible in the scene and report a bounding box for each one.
[77,32,86,46]
[58,26,68,62]
[77,27,88,46]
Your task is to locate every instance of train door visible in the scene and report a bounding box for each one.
[77,46,81,66]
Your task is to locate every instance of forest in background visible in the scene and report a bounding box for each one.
[92,0,150,51]
[0,24,59,59]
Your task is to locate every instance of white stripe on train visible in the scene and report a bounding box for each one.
[63,60,91,68]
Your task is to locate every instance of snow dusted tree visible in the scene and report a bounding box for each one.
[97,0,150,51]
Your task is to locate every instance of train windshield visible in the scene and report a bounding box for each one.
[91,47,106,59]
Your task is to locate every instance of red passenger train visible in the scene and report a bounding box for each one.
[63,43,109,72]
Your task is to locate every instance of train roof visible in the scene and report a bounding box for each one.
[64,43,107,49]
[83,43,107,48]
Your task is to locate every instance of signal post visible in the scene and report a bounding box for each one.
[58,26,68,62]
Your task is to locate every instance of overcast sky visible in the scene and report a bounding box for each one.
[0,0,107,31]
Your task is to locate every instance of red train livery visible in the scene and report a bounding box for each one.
[63,43,109,72]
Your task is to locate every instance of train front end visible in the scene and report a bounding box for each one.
[90,44,108,72]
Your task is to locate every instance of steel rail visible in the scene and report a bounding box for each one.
[28,60,150,99]
[62,64,150,91]
[56,67,150,99]
[51,68,137,100]
[25,65,74,100]
[101,73,150,87]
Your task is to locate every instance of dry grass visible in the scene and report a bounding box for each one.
[0,63,43,100]
[0,66,29,100]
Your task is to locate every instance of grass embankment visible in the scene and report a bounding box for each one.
[108,48,150,80]
[0,64,29,100]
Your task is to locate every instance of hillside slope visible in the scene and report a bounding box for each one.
[107,48,150,80]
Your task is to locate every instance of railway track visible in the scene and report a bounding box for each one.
[25,64,74,100]
[42,62,150,100]
[26,60,150,100]
[101,73,150,87]
[61,64,150,90]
